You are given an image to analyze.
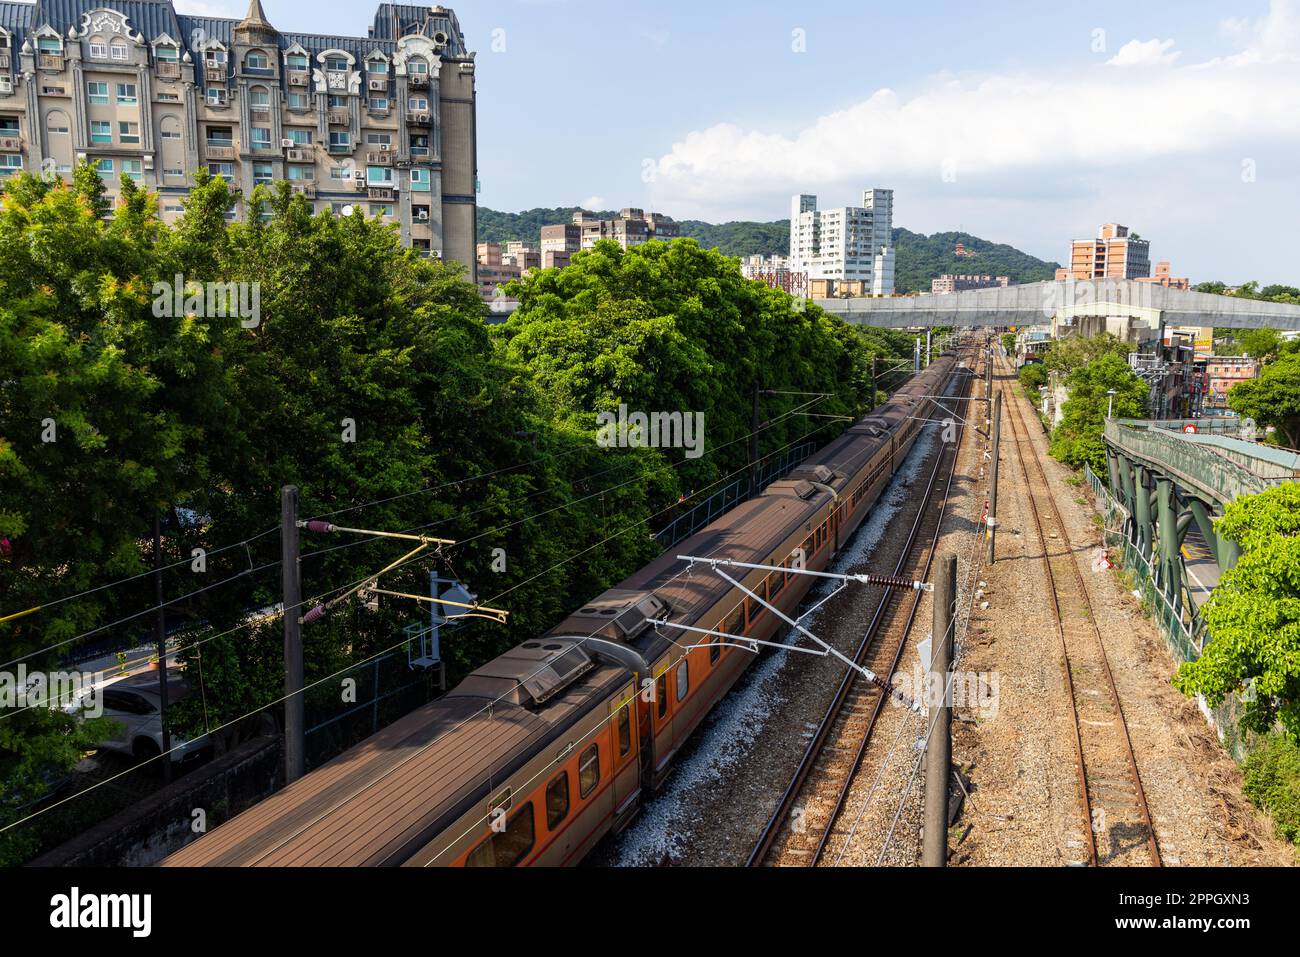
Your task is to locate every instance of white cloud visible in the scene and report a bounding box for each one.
[648,0,1300,211]
[580,195,606,209]
[1107,38,1180,66]
[1219,0,1300,63]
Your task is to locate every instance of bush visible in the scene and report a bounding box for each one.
[1018,362,1047,395]
[1241,734,1300,846]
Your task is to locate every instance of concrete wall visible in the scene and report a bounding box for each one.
[30,736,281,867]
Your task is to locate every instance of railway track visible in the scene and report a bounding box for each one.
[747,348,978,867]
[998,355,1161,868]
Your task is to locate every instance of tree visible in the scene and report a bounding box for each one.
[1042,331,1130,378]
[1048,352,1146,474]
[1228,353,1300,448]
[1235,327,1284,361]
[1018,362,1048,395]
[1174,484,1300,741]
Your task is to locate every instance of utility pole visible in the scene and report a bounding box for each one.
[153,512,172,784]
[923,554,957,867]
[749,380,761,499]
[925,330,932,367]
[281,485,305,784]
[987,391,1002,564]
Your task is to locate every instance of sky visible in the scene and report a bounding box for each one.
[180,0,1300,284]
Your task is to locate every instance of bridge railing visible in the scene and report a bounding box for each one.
[1104,418,1279,502]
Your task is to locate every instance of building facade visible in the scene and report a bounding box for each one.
[0,1,478,279]
[1067,223,1151,280]
[789,188,894,295]
[1203,355,1259,410]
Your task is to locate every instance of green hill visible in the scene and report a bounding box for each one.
[476,208,1060,294]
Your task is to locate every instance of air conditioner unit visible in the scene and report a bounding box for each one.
[353,170,365,179]
[379,143,390,151]
[368,78,386,91]
[416,112,429,123]
[416,210,428,221]
[289,73,307,86]
[280,138,294,149]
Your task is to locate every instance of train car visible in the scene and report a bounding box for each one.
[164,351,969,867]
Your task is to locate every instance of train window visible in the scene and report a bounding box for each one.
[617,704,632,756]
[656,673,667,719]
[769,567,785,600]
[579,743,600,798]
[802,535,814,558]
[466,802,535,868]
[709,634,720,665]
[676,658,689,701]
[725,603,743,637]
[546,772,569,830]
[745,594,762,625]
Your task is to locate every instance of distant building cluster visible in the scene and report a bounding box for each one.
[478,206,680,303]
[740,253,808,297]
[1055,223,1189,290]
[931,274,1012,294]
[789,188,895,297]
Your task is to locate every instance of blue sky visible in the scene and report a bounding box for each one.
[184,0,1300,283]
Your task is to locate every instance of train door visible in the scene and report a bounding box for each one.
[611,685,640,824]
[649,655,674,784]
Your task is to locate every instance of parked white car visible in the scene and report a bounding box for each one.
[96,669,211,764]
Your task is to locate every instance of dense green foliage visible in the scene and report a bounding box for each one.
[1241,734,1300,847]
[1228,352,1300,448]
[1018,362,1048,395]
[1,170,918,861]
[1048,351,1147,475]
[476,209,1061,293]
[1175,484,1300,741]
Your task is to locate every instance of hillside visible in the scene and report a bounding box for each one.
[476,208,1061,293]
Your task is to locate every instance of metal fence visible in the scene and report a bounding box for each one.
[1084,463,1248,759]
[653,443,816,548]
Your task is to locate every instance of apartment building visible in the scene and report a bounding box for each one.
[740,253,808,296]
[568,207,679,250]
[0,1,478,279]
[1067,223,1151,280]
[1136,260,1190,290]
[931,274,1011,294]
[1203,355,1259,409]
[789,189,895,295]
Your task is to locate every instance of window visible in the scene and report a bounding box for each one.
[676,658,689,701]
[38,37,62,53]
[250,127,272,149]
[207,162,234,181]
[89,120,112,144]
[745,595,761,626]
[367,96,388,111]
[206,126,233,146]
[617,705,631,757]
[408,57,428,74]
[578,744,599,798]
[118,121,140,144]
[115,83,137,105]
[409,134,429,156]
[408,96,428,112]
[245,51,270,72]
[410,168,430,191]
[46,117,69,135]
[286,128,312,145]
[89,38,107,59]
[248,87,270,109]
[286,53,308,70]
[252,161,273,185]
[329,130,350,149]
[655,673,667,719]
[367,59,388,74]
[206,88,227,106]
[121,159,142,182]
[160,124,181,140]
[155,45,178,62]
[769,566,785,601]
[163,167,183,177]
[465,803,535,868]
[157,92,179,102]
[87,81,109,105]
[366,165,392,185]
[545,772,569,830]
[0,154,21,174]
[328,94,347,109]
[287,92,309,110]
[287,164,314,182]
[110,41,128,61]
[365,132,391,147]
[709,635,720,665]
[368,203,393,217]
[93,158,113,175]
[325,55,348,73]
[329,165,351,180]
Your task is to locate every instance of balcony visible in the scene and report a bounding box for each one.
[291,183,316,198]
[327,110,349,126]
[39,53,64,71]
[156,61,180,79]
[366,150,393,165]
[367,186,394,201]
[204,142,236,160]
[327,141,351,154]
[0,53,10,70]
[285,147,312,162]
[204,62,226,82]
[0,135,20,151]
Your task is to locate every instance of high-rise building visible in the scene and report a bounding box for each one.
[0,1,479,278]
[1068,223,1151,280]
[788,188,894,295]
